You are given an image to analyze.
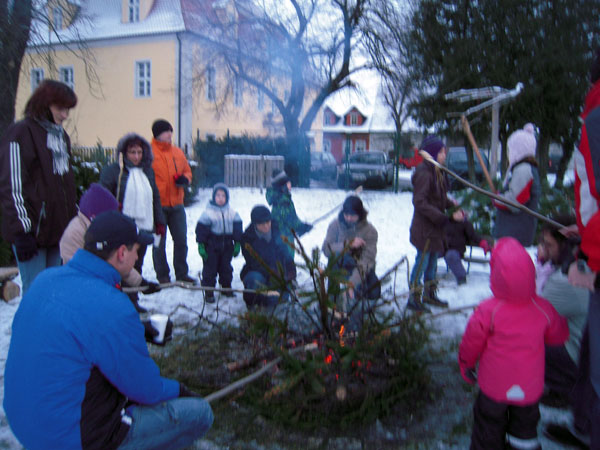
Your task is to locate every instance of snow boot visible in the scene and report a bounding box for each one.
[423,281,448,308]
[127,292,148,314]
[221,284,235,297]
[406,286,431,313]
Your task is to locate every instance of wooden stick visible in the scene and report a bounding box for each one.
[418,151,564,229]
[310,186,363,226]
[461,115,495,191]
[123,282,258,294]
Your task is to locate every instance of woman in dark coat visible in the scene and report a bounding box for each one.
[408,136,461,311]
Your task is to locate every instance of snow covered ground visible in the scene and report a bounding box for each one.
[0,181,577,448]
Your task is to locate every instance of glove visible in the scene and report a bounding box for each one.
[479,239,491,256]
[233,241,241,257]
[14,233,38,262]
[301,223,313,235]
[155,223,166,237]
[174,174,189,187]
[460,366,477,385]
[140,278,161,294]
[179,383,202,398]
[198,243,208,261]
[143,320,159,342]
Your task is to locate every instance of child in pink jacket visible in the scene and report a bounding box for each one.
[459,237,568,450]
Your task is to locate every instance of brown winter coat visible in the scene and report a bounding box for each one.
[322,213,378,287]
[59,211,142,287]
[410,161,452,254]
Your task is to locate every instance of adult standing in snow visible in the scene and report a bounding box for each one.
[545,49,600,449]
[240,205,296,309]
[408,136,461,312]
[493,123,541,247]
[150,119,196,284]
[322,195,379,301]
[0,80,78,295]
[3,211,213,449]
[266,169,312,258]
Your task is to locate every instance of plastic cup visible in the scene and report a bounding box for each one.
[150,314,169,344]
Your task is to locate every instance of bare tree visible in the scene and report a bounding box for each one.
[195,0,371,185]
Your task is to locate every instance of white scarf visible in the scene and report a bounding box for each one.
[122,168,153,231]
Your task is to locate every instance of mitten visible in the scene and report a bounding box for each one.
[174,174,189,187]
[232,241,241,257]
[198,243,208,260]
[479,239,491,256]
[141,278,161,294]
[14,233,38,262]
[142,320,159,342]
[155,223,166,237]
[460,366,477,385]
[179,383,202,398]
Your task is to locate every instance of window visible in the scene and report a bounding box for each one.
[234,77,243,107]
[257,90,264,111]
[129,0,140,22]
[206,66,216,101]
[356,140,366,152]
[135,60,151,97]
[323,139,331,153]
[59,66,74,89]
[350,112,358,125]
[52,6,63,29]
[31,68,44,92]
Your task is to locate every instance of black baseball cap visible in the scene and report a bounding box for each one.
[84,210,153,252]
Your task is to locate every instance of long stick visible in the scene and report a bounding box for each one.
[418,151,564,229]
[461,115,495,191]
[310,186,363,226]
[123,282,258,294]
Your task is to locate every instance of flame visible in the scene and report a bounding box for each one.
[339,324,346,347]
[325,354,332,364]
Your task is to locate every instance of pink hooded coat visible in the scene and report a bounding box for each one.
[458,237,569,405]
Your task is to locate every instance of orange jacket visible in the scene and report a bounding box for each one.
[151,138,192,207]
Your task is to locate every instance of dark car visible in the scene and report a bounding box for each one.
[337,151,394,189]
[446,147,490,191]
[310,151,338,179]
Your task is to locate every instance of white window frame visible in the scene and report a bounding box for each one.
[59,66,74,90]
[257,89,264,111]
[350,112,358,125]
[129,0,140,22]
[135,60,151,98]
[31,68,44,92]
[234,77,243,107]
[206,66,216,101]
[355,140,366,152]
[52,6,63,29]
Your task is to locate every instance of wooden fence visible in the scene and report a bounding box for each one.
[71,146,118,164]
[225,155,284,188]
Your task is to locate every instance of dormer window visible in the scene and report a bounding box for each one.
[129,0,140,22]
[350,112,358,125]
[52,6,63,29]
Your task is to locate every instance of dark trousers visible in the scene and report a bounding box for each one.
[153,204,189,280]
[545,344,578,400]
[135,241,149,276]
[201,245,233,288]
[444,249,467,282]
[471,392,540,450]
[242,271,282,309]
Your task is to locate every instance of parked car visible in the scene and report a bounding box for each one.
[398,147,423,168]
[310,151,338,180]
[446,146,490,191]
[337,151,394,189]
[547,151,562,174]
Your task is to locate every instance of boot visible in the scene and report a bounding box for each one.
[423,281,448,308]
[221,285,235,297]
[204,290,215,304]
[127,292,148,313]
[406,286,431,313]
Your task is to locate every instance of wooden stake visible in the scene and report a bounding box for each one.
[460,115,495,192]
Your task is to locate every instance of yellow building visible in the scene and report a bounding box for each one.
[16,0,322,154]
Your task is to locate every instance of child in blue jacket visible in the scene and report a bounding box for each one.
[195,183,242,302]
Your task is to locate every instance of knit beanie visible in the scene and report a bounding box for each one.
[151,119,173,138]
[79,183,119,220]
[591,48,600,84]
[342,195,366,220]
[251,205,271,224]
[420,135,445,160]
[507,123,537,167]
[271,169,290,189]
[212,182,229,204]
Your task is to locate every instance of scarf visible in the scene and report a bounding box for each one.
[38,119,69,175]
[122,168,154,231]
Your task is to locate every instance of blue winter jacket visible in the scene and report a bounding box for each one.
[3,250,180,449]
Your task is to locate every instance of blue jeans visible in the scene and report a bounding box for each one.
[119,397,213,450]
[409,249,439,287]
[242,271,281,309]
[14,245,61,296]
[153,204,189,281]
[444,249,467,282]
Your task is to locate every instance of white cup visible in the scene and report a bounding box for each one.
[149,314,169,344]
[153,233,161,248]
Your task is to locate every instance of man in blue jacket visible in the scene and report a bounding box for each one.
[3,210,213,449]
